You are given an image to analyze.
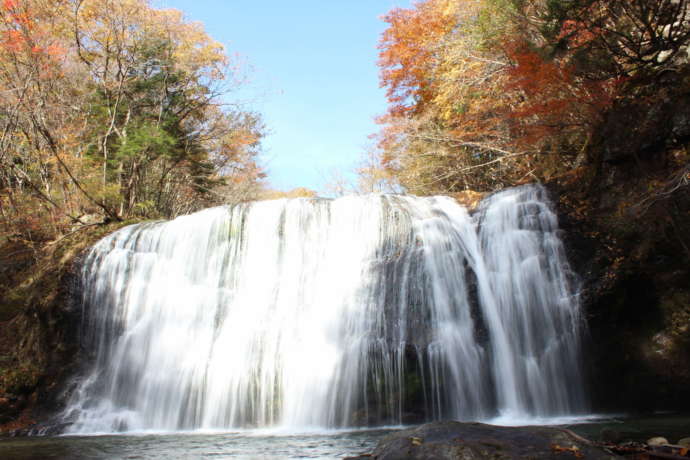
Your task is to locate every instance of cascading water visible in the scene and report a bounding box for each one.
[62,184,585,433]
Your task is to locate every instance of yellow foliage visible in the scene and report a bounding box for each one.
[258,187,318,200]
[76,0,227,84]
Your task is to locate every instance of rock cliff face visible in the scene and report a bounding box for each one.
[555,188,690,412]
[0,223,132,434]
[549,68,690,413]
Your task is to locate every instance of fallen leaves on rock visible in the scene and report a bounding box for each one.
[550,443,584,458]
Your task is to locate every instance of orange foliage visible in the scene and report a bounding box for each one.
[2,0,33,29]
[2,0,18,9]
[378,0,456,116]
[0,0,63,66]
[3,28,23,50]
[370,0,688,195]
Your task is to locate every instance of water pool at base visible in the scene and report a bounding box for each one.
[2,414,689,459]
[0,429,394,460]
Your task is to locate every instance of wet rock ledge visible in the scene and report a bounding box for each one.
[345,421,618,459]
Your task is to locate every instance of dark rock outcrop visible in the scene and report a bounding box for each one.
[346,421,619,459]
[0,222,134,434]
[546,66,690,414]
[550,174,690,412]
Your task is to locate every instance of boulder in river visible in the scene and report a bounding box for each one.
[647,436,669,447]
[345,421,619,459]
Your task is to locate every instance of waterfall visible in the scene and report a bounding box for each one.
[63,185,585,433]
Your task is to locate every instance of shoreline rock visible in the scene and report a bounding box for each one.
[345,421,619,459]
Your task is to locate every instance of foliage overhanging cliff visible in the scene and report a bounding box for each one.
[365,0,689,196]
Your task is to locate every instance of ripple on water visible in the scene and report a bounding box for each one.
[0,429,397,460]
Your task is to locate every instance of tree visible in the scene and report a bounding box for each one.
[73,0,263,217]
[0,0,266,243]
[374,0,529,193]
[369,0,690,195]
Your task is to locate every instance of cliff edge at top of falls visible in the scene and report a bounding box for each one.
[344,421,619,459]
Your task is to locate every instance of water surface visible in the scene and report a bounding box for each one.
[0,428,395,460]
[3,415,689,459]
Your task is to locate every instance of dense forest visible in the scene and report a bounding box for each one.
[0,0,266,246]
[365,0,689,196]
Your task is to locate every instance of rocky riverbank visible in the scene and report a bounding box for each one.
[345,421,690,460]
[345,421,618,460]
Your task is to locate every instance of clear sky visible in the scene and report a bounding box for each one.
[156,0,412,193]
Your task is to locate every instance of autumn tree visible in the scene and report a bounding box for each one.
[369,0,690,195]
[73,0,264,217]
[0,0,100,239]
[0,0,265,243]
[372,0,529,194]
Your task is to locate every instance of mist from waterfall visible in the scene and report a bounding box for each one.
[63,185,585,433]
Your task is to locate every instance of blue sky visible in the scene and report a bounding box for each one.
[157,0,412,193]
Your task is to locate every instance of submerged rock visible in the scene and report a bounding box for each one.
[599,427,623,443]
[345,421,619,459]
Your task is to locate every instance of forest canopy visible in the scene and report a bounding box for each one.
[367,0,690,194]
[3,0,689,244]
[0,0,266,242]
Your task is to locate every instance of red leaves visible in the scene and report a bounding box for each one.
[503,39,620,149]
[557,19,600,49]
[506,44,566,98]
[2,0,19,11]
[44,44,63,57]
[1,0,32,53]
[0,0,64,69]
[2,0,33,30]
[3,28,23,51]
